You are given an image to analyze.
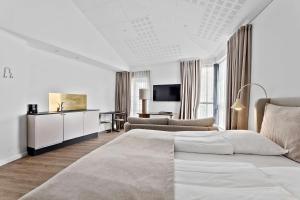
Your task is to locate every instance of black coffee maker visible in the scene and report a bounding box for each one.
[27,104,38,114]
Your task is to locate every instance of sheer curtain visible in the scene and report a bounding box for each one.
[130,71,151,116]
[217,57,227,130]
[198,62,214,118]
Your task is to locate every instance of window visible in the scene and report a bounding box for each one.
[197,60,227,129]
[198,64,215,118]
[130,71,150,116]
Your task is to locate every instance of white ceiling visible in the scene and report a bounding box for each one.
[73,0,272,67]
[0,0,129,71]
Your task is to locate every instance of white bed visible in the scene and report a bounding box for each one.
[20,97,300,200]
[21,131,300,200]
[173,97,300,200]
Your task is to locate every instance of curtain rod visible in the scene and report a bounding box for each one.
[178,58,201,62]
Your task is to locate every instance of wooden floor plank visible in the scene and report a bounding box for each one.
[0,131,122,200]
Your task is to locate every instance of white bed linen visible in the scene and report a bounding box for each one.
[175,158,300,200]
[175,152,299,167]
[174,132,300,200]
[261,167,300,199]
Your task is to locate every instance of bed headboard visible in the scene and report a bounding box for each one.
[255,97,300,132]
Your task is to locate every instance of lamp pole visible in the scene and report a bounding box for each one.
[232,83,268,111]
[237,83,268,99]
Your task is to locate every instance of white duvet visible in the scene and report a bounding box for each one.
[175,159,300,200]
[174,130,300,200]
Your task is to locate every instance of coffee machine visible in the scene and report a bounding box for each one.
[27,104,38,114]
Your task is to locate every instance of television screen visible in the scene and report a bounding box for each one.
[153,84,181,101]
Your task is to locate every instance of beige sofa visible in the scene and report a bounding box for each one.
[124,117,218,132]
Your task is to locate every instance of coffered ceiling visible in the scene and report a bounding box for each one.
[73,0,273,66]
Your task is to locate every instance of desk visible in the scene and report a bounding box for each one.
[100,111,127,132]
[137,112,173,119]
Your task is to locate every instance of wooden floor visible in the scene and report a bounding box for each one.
[0,131,123,200]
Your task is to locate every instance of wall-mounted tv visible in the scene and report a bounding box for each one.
[153,84,181,101]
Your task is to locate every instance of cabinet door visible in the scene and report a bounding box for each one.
[63,112,84,141]
[84,111,100,135]
[34,114,63,149]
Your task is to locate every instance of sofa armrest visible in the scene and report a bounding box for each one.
[209,126,219,131]
[124,122,131,132]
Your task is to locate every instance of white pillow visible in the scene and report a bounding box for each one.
[175,135,234,155]
[222,130,288,155]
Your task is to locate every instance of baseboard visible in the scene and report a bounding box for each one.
[27,132,99,156]
[0,151,28,167]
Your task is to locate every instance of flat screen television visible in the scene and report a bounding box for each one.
[153,84,181,101]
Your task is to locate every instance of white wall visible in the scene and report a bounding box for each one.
[249,0,300,130]
[131,62,181,116]
[0,30,115,165]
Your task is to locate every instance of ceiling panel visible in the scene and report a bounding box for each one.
[73,0,273,66]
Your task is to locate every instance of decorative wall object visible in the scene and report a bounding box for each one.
[2,67,13,79]
[49,93,87,112]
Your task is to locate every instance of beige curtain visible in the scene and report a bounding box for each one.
[226,24,252,130]
[115,71,131,119]
[179,60,201,120]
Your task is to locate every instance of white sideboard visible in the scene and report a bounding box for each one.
[27,110,99,155]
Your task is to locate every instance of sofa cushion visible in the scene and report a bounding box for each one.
[260,103,300,162]
[127,117,169,125]
[168,117,214,127]
[127,124,212,132]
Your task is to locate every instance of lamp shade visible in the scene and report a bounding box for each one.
[139,89,149,100]
[231,98,246,111]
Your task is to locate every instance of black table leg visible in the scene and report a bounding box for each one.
[111,113,115,132]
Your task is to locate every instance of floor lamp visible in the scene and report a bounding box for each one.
[139,89,149,114]
[231,83,268,111]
